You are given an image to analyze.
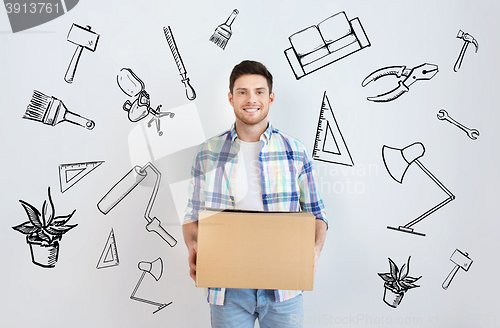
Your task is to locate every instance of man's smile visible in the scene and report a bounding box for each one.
[243,106,260,113]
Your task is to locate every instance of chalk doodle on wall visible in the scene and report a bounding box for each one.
[362,63,439,102]
[454,30,478,72]
[65,23,100,84]
[23,90,95,130]
[163,26,196,101]
[442,249,473,290]
[382,142,455,237]
[59,161,104,193]
[117,68,175,136]
[130,257,173,314]
[437,109,479,140]
[97,162,177,247]
[12,187,77,268]
[378,256,421,308]
[312,91,354,166]
[96,228,119,269]
[209,9,239,50]
[284,11,370,79]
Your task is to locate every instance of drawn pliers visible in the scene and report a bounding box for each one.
[362,63,439,102]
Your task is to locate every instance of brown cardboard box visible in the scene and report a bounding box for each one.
[196,209,315,290]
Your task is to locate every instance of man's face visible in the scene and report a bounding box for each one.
[228,74,275,127]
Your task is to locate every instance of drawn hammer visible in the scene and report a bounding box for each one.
[65,24,100,83]
[454,30,478,72]
[442,249,473,290]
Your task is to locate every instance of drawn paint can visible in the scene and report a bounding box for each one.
[97,165,147,214]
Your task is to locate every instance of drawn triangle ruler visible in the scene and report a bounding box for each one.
[59,161,104,193]
[97,229,119,269]
[312,92,354,166]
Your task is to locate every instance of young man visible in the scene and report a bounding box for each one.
[183,60,327,328]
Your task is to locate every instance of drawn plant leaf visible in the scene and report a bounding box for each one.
[51,210,76,226]
[402,256,411,280]
[12,221,38,234]
[405,276,421,283]
[388,258,398,280]
[401,281,420,289]
[36,229,52,243]
[41,200,48,227]
[399,263,408,280]
[378,273,394,282]
[19,200,42,228]
[45,187,55,226]
[46,224,77,235]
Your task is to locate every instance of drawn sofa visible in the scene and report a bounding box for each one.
[284,11,370,79]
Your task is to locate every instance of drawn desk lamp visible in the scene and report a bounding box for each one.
[382,142,455,236]
[97,162,177,247]
[117,68,174,136]
[130,257,172,314]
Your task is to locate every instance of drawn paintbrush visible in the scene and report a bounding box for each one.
[163,26,196,101]
[23,90,95,130]
[209,9,239,50]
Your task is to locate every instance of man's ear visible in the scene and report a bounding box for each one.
[269,92,275,105]
[228,91,234,107]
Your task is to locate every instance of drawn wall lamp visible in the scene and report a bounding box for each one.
[130,258,172,314]
[117,68,174,136]
[97,162,177,247]
[382,142,455,237]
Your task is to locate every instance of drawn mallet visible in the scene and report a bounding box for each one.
[442,249,473,290]
[209,9,239,50]
[23,90,95,129]
[163,26,196,101]
[65,24,100,83]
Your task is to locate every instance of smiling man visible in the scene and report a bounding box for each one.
[183,60,327,328]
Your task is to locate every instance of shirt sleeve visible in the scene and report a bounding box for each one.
[184,143,206,222]
[297,148,328,228]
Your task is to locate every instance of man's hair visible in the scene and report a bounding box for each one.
[229,60,273,94]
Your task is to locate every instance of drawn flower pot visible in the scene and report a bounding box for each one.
[12,187,77,269]
[378,256,421,309]
[383,285,404,308]
[28,237,59,268]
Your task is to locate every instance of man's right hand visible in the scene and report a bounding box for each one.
[188,242,197,282]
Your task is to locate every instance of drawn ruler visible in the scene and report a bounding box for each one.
[312,92,353,166]
[163,26,196,100]
[59,161,104,193]
[96,228,119,269]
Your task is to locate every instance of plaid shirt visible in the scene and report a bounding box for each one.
[184,123,327,305]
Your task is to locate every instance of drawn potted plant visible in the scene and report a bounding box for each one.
[378,256,421,308]
[12,187,77,268]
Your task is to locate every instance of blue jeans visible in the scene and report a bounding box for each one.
[209,289,303,328]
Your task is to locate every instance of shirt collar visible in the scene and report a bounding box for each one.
[230,122,273,144]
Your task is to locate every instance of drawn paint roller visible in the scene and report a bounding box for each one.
[97,163,177,247]
[23,90,95,129]
[442,249,473,290]
[65,24,100,83]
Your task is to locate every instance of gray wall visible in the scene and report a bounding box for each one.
[1,0,499,327]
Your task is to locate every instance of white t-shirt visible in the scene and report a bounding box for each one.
[234,140,264,211]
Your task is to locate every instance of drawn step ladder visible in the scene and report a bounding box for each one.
[312,92,354,166]
[59,161,104,193]
[96,228,119,269]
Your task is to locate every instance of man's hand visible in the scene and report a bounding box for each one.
[188,242,197,282]
[314,219,327,277]
[183,220,199,283]
[314,245,321,276]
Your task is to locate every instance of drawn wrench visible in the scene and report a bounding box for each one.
[437,109,479,140]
